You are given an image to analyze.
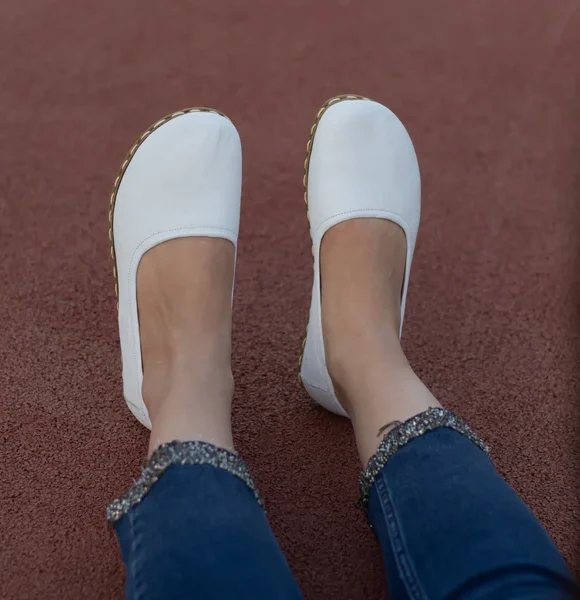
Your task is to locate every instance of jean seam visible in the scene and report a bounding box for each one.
[375,474,428,600]
[127,507,147,600]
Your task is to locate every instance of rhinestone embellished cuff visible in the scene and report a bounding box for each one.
[107,440,263,523]
[358,407,490,511]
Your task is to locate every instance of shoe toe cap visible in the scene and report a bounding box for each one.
[307,99,420,241]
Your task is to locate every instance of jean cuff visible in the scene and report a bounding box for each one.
[357,407,490,511]
[107,440,264,523]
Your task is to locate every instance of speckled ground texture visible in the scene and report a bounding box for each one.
[1,1,579,598]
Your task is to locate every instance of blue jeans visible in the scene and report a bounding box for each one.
[115,429,578,599]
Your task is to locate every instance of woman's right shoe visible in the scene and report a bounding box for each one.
[110,108,242,428]
[299,95,421,417]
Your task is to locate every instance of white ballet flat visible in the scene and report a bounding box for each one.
[299,95,421,417]
[109,109,242,428]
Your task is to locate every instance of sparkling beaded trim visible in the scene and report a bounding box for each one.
[107,440,263,523]
[358,407,490,510]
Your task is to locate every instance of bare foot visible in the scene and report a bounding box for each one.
[137,237,235,455]
[321,218,441,465]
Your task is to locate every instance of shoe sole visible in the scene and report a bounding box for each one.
[108,107,230,309]
[298,94,371,387]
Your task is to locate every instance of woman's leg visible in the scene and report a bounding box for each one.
[109,238,303,600]
[321,219,579,600]
[366,426,578,600]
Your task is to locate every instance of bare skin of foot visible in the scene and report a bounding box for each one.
[136,221,438,464]
[137,237,235,456]
[321,218,441,466]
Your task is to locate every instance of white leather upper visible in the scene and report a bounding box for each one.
[113,112,242,427]
[300,99,421,417]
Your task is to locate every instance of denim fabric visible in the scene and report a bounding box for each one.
[367,428,579,600]
[115,464,304,600]
[116,429,578,599]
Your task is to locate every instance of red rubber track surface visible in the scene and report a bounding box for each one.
[1,1,579,598]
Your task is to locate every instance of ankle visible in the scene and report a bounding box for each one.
[148,399,234,455]
[339,357,442,465]
[143,349,233,415]
[325,325,407,409]
[144,361,234,455]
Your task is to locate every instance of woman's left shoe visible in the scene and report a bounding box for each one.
[109,108,242,429]
[299,95,421,417]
